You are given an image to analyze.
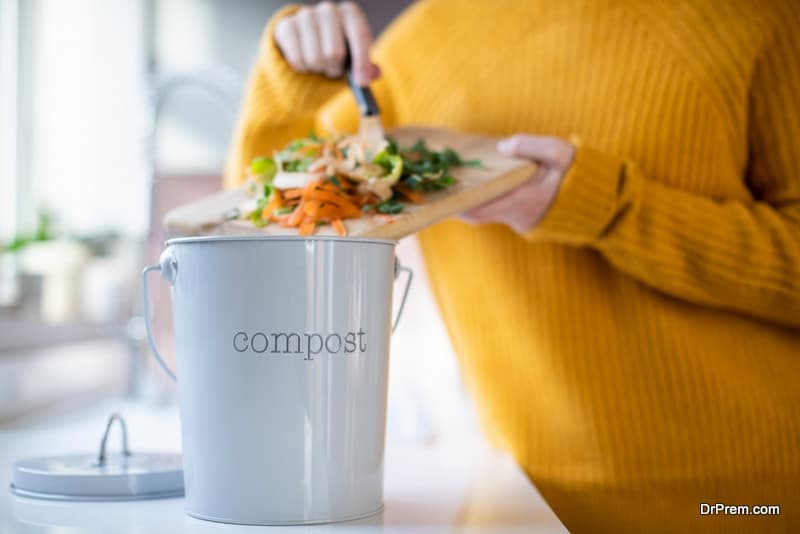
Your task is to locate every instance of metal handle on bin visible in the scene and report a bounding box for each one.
[142,263,177,382]
[393,259,413,334]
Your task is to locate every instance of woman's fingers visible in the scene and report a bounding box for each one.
[338,2,377,85]
[274,17,307,72]
[459,134,575,234]
[497,135,575,168]
[273,2,379,83]
[316,2,346,78]
[295,7,323,73]
[459,167,548,232]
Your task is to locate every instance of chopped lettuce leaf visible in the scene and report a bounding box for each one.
[250,157,276,182]
[373,149,403,182]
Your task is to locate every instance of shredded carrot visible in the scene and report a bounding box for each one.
[315,204,355,220]
[283,188,303,200]
[287,201,306,227]
[318,182,341,192]
[261,189,283,219]
[303,179,322,196]
[332,218,347,236]
[395,184,423,204]
[306,189,356,207]
[303,200,322,217]
[298,220,316,236]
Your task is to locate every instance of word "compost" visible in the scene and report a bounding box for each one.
[232,329,367,360]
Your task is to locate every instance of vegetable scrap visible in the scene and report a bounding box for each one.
[240,133,480,236]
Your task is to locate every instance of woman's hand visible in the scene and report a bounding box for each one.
[274,1,380,85]
[460,135,576,234]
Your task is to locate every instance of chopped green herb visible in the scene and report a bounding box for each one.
[384,136,399,155]
[393,139,480,192]
[273,206,294,215]
[404,173,424,190]
[376,199,404,214]
[282,157,313,172]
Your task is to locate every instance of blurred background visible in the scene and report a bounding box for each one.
[0,0,476,440]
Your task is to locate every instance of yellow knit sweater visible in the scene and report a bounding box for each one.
[226,1,800,531]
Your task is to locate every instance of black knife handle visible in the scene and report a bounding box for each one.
[343,45,380,117]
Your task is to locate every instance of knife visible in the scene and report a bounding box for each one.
[343,46,385,157]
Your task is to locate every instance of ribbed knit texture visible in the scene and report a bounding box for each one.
[226,1,800,531]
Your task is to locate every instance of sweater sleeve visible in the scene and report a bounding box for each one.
[223,5,396,188]
[528,22,800,329]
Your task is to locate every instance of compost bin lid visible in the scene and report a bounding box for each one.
[9,413,183,501]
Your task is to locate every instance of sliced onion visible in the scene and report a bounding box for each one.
[362,179,394,202]
[273,171,322,189]
[307,156,334,173]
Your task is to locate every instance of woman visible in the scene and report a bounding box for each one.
[225,1,800,531]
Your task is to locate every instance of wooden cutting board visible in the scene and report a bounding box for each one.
[163,126,537,240]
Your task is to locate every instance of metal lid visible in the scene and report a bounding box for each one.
[9,414,183,501]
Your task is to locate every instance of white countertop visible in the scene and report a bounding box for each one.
[0,397,566,533]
